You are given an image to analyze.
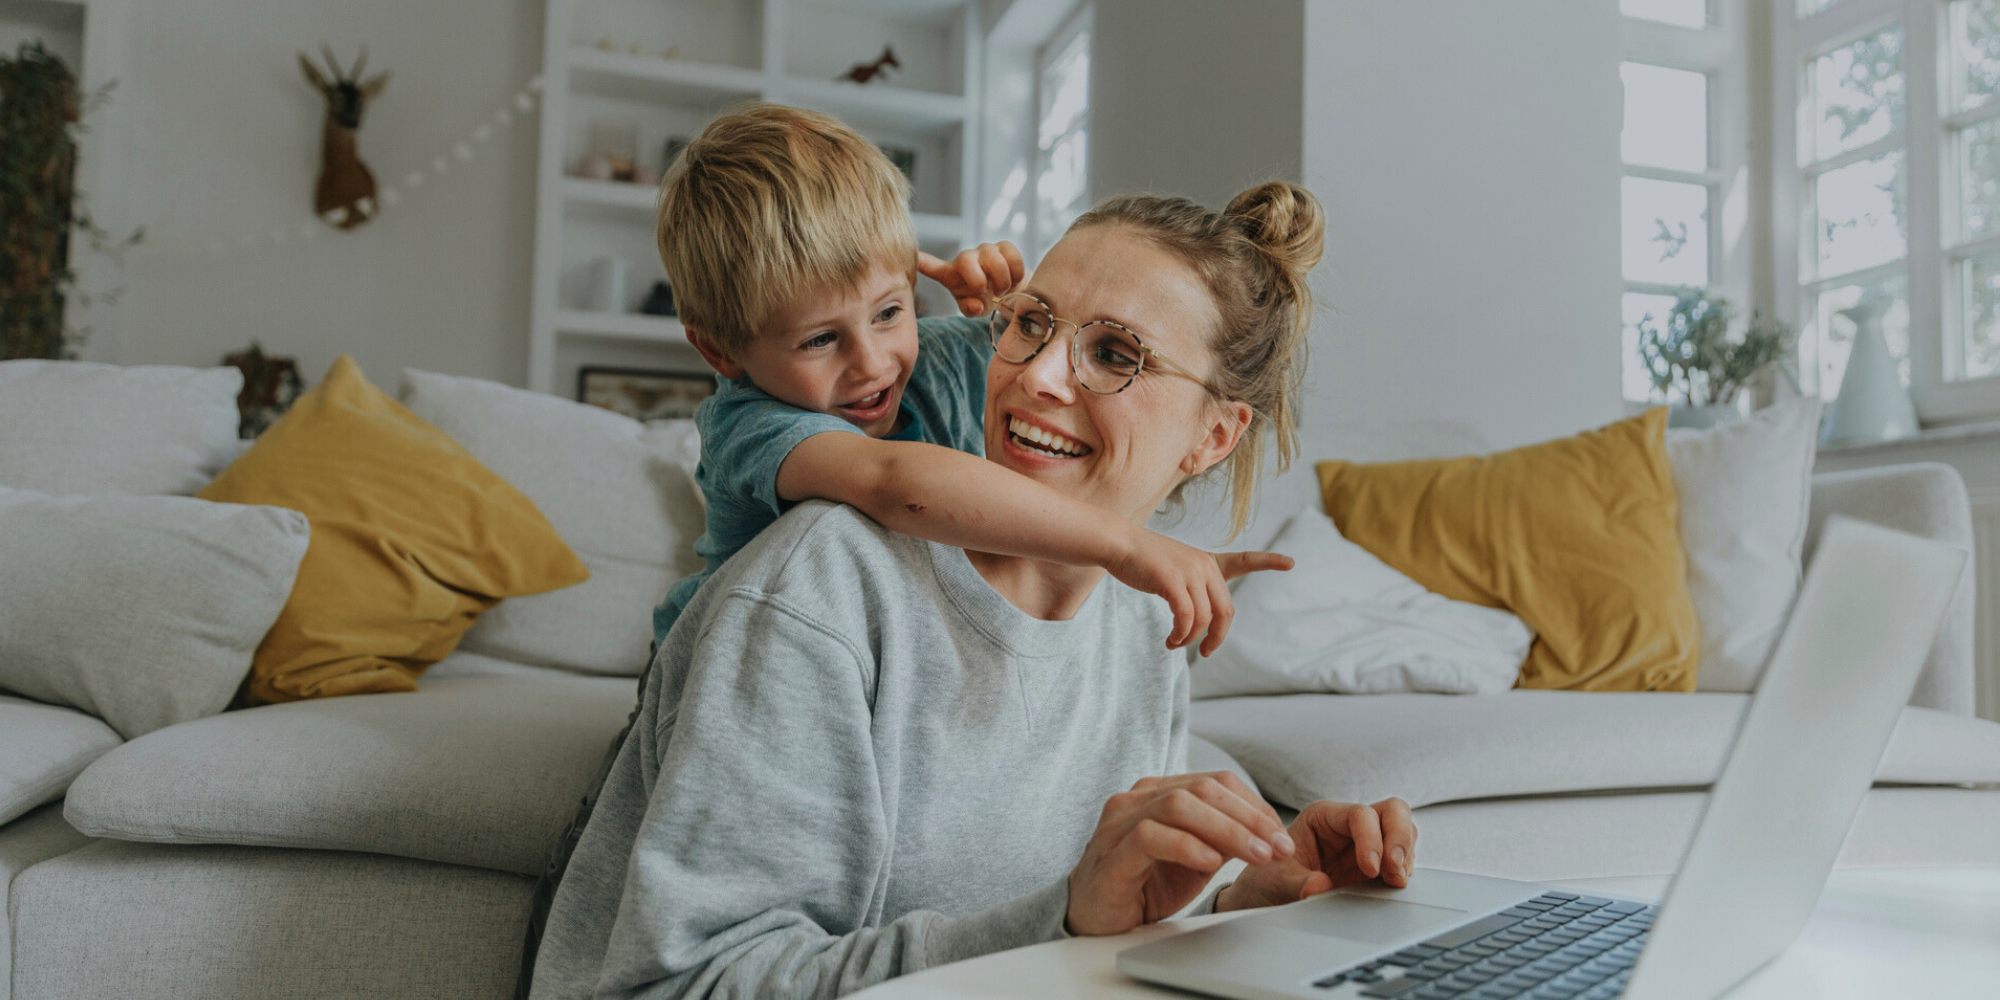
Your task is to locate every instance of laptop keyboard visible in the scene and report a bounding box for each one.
[1309,891,1656,999]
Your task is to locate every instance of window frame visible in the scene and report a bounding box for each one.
[1030,3,1093,262]
[1621,4,1749,403]
[1770,0,2000,421]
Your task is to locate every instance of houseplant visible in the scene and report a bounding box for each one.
[0,41,139,361]
[1636,288,1793,428]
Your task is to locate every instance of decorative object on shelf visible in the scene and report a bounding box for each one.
[221,341,305,438]
[578,366,716,421]
[1636,288,1793,429]
[640,281,677,317]
[574,152,614,180]
[839,45,901,85]
[587,119,638,182]
[879,143,916,183]
[583,256,629,313]
[299,44,390,231]
[1821,293,1919,448]
[1,41,142,361]
[197,72,540,260]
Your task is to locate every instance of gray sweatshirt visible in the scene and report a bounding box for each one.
[531,500,1188,1000]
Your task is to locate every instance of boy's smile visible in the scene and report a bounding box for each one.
[695,263,920,438]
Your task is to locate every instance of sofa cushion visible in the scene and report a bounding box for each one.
[11,840,530,1000]
[1317,408,1699,691]
[0,361,242,497]
[1191,505,1530,698]
[0,696,122,826]
[0,488,310,738]
[1666,397,1821,692]
[400,368,705,677]
[1191,691,2000,810]
[63,672,637,876]
[198,356,591,704]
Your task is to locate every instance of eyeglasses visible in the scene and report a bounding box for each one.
[987,291,1220,396]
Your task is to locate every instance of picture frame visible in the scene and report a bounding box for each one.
[577,365,717,421]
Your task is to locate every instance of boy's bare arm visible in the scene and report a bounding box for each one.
[775,432,1290,655]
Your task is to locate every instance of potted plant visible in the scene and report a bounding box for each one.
[1636,288,1794,428]
[1,41,140,361]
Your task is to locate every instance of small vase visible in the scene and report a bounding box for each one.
[1667,404,1742,430]
[1822,296,1918,447]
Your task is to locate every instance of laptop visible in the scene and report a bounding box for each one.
[1118,516,1966,1000]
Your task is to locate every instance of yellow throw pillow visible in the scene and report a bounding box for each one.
[199,356,589,704]
[1316,408,1698,691]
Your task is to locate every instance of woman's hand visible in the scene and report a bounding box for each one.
[1108,526,1294,656]
[1067,772,1294,937]
[1216,797,1417,913]
[917,242,1027,316]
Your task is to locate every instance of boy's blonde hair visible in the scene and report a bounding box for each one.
[657,103,916,354]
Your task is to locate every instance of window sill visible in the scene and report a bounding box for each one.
[1819,418,2000,459]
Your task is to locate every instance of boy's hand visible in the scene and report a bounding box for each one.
[1108,528,1294,657]
[917,241,1027,316]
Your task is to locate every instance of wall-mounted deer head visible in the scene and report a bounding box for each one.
[299,45,389,230]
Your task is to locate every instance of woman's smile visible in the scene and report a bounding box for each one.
[1005,412,1094,458]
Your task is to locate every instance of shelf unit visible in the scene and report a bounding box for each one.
[529,0,983,396]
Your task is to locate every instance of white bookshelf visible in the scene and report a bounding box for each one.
[528,0,983,396]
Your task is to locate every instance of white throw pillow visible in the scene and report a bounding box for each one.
[1190,506,1532,698]
[1665,397,1821,692]
[399,369,706,676]
[0,361,243,496]
[0,696,122,826]
[0,488,309,738]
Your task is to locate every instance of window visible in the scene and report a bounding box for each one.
[1797,17,1910,403]
[1032,8,1091,261]
[1620,2,1737,403]
[1948,1,2000,381]
[1776,0,2000,421]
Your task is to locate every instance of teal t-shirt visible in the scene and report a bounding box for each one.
[651,315,992,644]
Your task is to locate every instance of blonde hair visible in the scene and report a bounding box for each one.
[1069,182,1324,539]
[656,103,916,354]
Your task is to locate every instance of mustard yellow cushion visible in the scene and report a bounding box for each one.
[1315,408,1698,692]
[199,356,588,704]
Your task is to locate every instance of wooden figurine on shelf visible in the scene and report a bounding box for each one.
[839,45,900,85]
[221,341,304,438]
[299,44,389,230]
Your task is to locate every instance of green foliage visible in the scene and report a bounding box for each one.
[0,41,140,361]
[1637,288,1795,407]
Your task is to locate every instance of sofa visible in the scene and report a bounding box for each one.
[4,364,2000,1000]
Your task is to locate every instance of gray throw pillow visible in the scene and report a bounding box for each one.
[0,488,309,738]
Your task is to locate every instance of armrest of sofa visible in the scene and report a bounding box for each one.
[1806,462,1977,715]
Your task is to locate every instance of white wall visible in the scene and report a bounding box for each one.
[1152,0,1624,547]
[1301,0,1623,449]
[1087,0,1302,211]
[87,0,542,387]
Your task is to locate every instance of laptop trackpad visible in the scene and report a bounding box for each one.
[1260,894,1470,944]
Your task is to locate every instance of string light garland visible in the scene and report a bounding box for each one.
[200,73,544,259]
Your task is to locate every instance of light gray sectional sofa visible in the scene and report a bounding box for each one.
[4,364,2000,999]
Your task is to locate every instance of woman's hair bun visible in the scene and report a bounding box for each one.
[1225,181,1325,281]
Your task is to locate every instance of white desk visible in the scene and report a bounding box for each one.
[856,868,2000,999]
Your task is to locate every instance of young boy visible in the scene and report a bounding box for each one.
[653,102,1285,653]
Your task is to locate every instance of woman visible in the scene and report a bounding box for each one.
[531,183,1417,999]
